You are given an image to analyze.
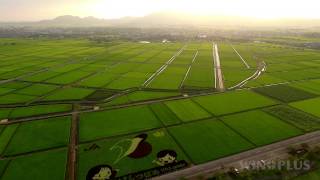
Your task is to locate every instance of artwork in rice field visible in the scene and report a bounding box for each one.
[84,131,189,179]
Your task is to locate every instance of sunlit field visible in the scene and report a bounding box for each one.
[0,37,320,179]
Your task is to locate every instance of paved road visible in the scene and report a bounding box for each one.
[153,130,320,180]
[228,61,266,90]
[213,43,225,91]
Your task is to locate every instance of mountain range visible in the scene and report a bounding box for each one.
[1,12,320,28]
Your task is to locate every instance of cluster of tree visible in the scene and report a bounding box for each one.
[0,26,319,46]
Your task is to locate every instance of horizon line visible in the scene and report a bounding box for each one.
[2,12,320,23]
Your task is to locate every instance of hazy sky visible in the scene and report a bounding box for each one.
[1,0,320,21]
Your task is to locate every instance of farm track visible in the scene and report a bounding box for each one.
[143,45,187,87]
[230,44,251,69]
[1,103,280,160]
[228,61,267,90]
[213,43,225,91]
[4,71,317,110]
[1,81,318,177]
[2,41,320,180]
[153,130,320,180]
[0,86,280,126]
[180,50,199,89]
[65,104,79,180]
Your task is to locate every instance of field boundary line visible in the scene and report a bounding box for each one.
[147,105,195,164]
[0,159,10,179]
[230,44,251,69]
[1,89,281,125]
[103,44,169,90]
[101,46,169,95]
[189,98,258,147]
[76,61,122,88]
[262,108,307,133]
[34,44,156,103]
[0,45,107,86]
[180,50,199,89]
[4,61,317,108]
[143,45,187,87]
[0,146,68,160]
[153,130,320,180]
[0,124,21,157]
[228,61,267,90]
[149,102,184,124]
[217,117,257,147]
[1,104,280,159]
[27,70,101,105]
[0,42,142,86]
[78,104,278,145]
[190,98,216,118]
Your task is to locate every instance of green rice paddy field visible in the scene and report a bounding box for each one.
[0,38,320,179]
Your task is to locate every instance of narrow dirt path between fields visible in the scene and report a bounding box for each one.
[230,44,251,69]
[213,43,225,91]
[143,45,187,87]
[180,50,199,88]
[65,104,79,180]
